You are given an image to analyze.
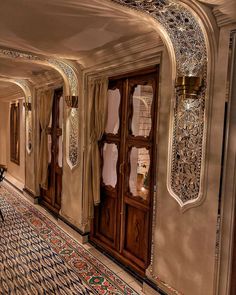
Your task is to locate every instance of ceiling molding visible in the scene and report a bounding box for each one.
[81,32,164,71]
[213,8,236,27]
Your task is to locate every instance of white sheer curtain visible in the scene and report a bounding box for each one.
[84,77,108,220]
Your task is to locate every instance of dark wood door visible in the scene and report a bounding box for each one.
[41,88,63,215]
[90,67,159,276]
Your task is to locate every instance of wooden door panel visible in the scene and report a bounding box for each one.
[55,169,62,209]
[122,203,149,268]
[42,165,52,204]
[40,88,63,215]
[95,190,117,247]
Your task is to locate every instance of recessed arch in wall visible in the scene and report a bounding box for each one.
[110,0,209,210]
[0,49,80,170]
[0,77,33,155]
[107,1,217,292]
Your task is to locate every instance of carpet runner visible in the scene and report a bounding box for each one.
[0,184,139,295]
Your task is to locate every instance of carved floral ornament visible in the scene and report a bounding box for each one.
[16,80,33,155]
[110,0,208,209]
[0,48,80,170]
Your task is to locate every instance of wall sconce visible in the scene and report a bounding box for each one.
[23,102,32,111]
[11,101,19,107]
[175,76,202,99]
[65,95,79,108]
[23,97,33,155]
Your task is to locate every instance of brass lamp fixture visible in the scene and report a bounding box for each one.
[23,101,32,111]
[11,101,19,107]
[175,76,202,99]
[65,95,79,108]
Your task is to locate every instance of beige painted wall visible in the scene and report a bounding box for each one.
[213,25,236,295]
[147,35,226,295]
[60,70,86,230]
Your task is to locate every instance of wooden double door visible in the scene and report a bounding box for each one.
[90,67,159,275]
[40,88,63,215]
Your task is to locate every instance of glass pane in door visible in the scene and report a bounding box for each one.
[131,85,153,137]
[129,147,150,200]
[105,89,120,134]
[102,143,118,188]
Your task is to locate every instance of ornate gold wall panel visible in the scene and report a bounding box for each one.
[111,0,208,209]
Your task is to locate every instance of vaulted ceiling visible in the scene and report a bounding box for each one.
[0,0,155,59]
[0,0,160,99]
[0,0,235,100]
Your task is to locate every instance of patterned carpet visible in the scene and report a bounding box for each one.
[0,184,138,295]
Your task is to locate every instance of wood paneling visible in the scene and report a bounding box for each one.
[40,88,63,215]
[10,102,20,165]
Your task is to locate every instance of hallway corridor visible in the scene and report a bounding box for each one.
[0,0,236,294]
[0,183,144,295]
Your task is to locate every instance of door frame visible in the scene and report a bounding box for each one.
[39,87,63,216]
[90,66,160,276]
[217,30,236,295]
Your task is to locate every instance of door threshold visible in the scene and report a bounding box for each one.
[89,239,144,283]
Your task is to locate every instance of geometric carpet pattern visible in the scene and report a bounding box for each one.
[0,184,138,294]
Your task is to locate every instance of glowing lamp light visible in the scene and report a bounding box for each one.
[175,76,202,100]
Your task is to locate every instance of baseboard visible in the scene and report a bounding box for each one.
[143,279,168,295]
[4,178,23,194]
[23,187,39,204]
[58,215,89,237]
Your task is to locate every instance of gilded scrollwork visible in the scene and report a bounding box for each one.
[110,0,207,208]
[171,93,205,205]
[66,108,79,170]
[46,59,78,97]
[111,0,207,76]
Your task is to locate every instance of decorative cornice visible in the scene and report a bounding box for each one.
[110,0,207,76]
[0,48,78,96]
[213,8,236,27]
